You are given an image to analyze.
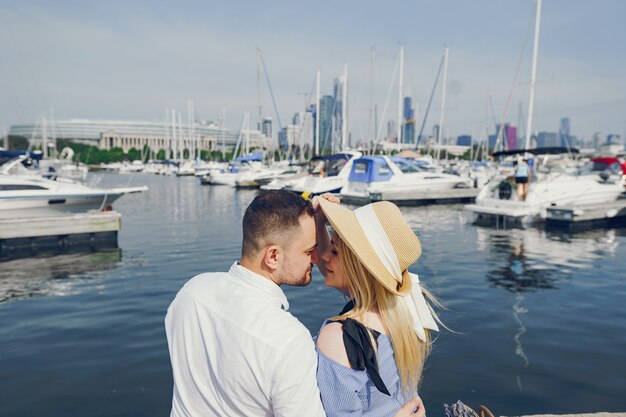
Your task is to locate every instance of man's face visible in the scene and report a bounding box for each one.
[278,214,318,287]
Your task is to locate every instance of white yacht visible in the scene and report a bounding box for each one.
[465,153,626,227]
[281,152,362,195]
[201,152,265,186]
[0,174,148,218]
[235,161,301,189]
[340,155,476,205]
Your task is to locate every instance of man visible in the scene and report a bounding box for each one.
[165,190,425,417]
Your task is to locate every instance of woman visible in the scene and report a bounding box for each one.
[314,198,440,417]
[514,158,531,201]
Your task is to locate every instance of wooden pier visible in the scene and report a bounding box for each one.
[0,211,121,261]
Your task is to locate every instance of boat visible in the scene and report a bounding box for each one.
[175,160,196,177]
[201,151,271,186]
[118,160,145,174]
[0,166,148,219]
[464,149,626,227]
[1,148,89,183]
[280,151,362,195]
[234,161,302,189]
[340,155,476,206]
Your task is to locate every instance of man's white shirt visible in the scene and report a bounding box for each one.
[165,262,325,417]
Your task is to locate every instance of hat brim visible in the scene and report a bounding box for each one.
[319,199,412,295]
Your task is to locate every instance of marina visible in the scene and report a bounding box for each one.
[1,0,626,415]
[0,174,625,416]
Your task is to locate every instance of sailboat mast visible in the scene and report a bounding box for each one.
[171,109,177,160]
[525,0,542,149]
[341,63,348,150]
[221,107,227,161]
[397,46,404,145]
[368,47,375,146]
[178,112,183,160]
[436,46,449,160]
[315,70,320,156]
[42,117,48,159]
[256,48,263,131]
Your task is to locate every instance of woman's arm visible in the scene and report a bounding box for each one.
[316,323,426,417]
[316,322,350,367]
[311,193,339,277]
[316,322,363,416]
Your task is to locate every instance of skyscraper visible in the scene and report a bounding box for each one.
[494,123,518,150]
[387,120,397,143]
[505,125,517,150]
[261,117,272,139]
[332,77,345,151]
[319,95,334,153]
[402,96,415,144]
[559,117,571,147]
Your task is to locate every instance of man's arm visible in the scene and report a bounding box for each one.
[270,328,326,417]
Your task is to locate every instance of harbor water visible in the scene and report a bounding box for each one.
[1,173,625,416]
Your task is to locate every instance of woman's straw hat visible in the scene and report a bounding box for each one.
[319,199,421,296]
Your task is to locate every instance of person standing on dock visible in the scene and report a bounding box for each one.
[165,190,424,417]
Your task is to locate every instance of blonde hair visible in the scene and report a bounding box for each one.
[332,235,435,394]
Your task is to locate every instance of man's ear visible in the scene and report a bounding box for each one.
[263,245,281,271]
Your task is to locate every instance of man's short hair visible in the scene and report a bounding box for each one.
[242,190,315,258]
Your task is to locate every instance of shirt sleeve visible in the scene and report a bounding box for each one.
[165,291,215,417]
[316,350,368,417]
[270,327,326,417]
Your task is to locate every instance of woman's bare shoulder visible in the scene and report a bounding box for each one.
[316,321,351,368]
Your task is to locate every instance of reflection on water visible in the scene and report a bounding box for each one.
[476,226,624,392]
[0,250,121,303]
[477,227,621,293]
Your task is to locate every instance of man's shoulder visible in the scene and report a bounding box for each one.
[181,271,228,292]
[172,271,311,346]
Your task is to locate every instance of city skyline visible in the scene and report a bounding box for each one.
[1,0,625,146]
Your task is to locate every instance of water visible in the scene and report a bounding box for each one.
[1,173,625,416]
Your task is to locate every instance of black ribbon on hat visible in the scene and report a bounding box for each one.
[336,301,391,396]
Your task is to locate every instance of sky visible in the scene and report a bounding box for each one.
[1,0,625,144]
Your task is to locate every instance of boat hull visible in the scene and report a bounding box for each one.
[0,193,124,219]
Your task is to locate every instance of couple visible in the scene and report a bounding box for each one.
[165,190,439,417]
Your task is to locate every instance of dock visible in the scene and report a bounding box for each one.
[370,187,480,206]
[0,211,121,261]
[546,197,626,228]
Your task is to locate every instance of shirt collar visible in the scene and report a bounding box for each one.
[229,262,290,311]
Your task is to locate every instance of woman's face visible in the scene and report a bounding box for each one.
[321,235,349,293]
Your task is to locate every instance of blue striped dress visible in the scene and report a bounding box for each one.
[315,324,418,417]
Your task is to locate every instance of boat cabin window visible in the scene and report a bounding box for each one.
[590,161,622,174]
[378,163,391,175]
[0,184,48,191]
[353,161,368,174]
[394,159,421,174]
[325,158,347,177]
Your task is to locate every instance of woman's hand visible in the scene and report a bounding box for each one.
[311,193,340,276]
[311,192,340,223]
[394,396,426,417]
